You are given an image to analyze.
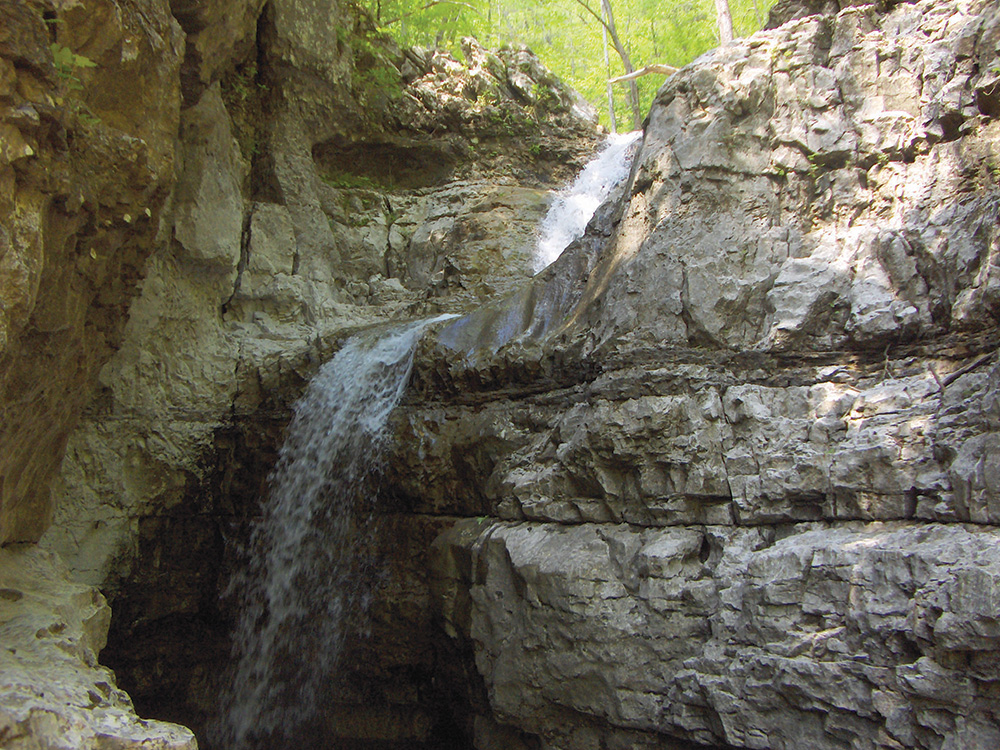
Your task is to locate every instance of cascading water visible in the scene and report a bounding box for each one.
[214,315,452,749]
[214,132,640,748]
[533,130,642,271]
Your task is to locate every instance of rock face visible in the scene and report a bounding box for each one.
[383,1,1000,748]
[44,2,601,591]
[1,1,212,747]
[35,0,600,741]
[9,0,1000,748]
[2,0,596,746]
[0,0,182,545]
[0,545,196,750]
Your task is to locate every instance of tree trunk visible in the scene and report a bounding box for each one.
[715,0,734,44]
[597,0,641,130]
[602,14,617,133]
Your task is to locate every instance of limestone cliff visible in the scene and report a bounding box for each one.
[385,1,1000,748]
[1,0,599,745]
[0,2,197,744]
[4,0,1000,748]
[31,0,600,741]
[0,0,182,545]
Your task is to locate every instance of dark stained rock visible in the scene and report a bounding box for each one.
[0,0,183,545]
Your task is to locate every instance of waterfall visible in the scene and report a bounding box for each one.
[533,130,642,271]
[214,315,452,749]
[213,132,640,749]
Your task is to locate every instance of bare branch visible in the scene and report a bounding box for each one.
[380,0,481,27]
[942,351,996,387]
[570,0,610,33]
[609,63,677,84]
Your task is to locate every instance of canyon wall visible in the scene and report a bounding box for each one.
[1,0,599,745]
[391,1,1000,748]
[4,0,1000,748]
[0,0,181,545]
[0,1,195,745]
[32,0,600,741]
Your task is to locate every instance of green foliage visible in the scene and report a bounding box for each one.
[338,12,408,114]
[74,109,101,128]
[221,60,269,161]
[367,0,489,48]
[50,42,96,91]
[361,0,777,128]
[353,35,406,106]
[483,103,533,136]
[47,40,102,126]
[228,60,268,102]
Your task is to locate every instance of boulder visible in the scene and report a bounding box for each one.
[0,545,196,750]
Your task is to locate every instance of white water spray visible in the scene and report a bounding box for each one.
[215,315,452,749]
[533,130,642,271]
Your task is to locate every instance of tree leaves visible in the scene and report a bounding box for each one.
[359,0,777,127]
[50,43,96,91]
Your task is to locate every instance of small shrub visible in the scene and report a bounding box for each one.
[50,42,95,91]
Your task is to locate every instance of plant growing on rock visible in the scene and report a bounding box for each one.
[50,42,96,91]
[221,60,270,160]
[47,38,101,127]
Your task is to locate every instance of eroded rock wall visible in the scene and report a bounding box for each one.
[1,0,596,744]
[35,0,601,741]
[0,545,197,749]
[388,1,1000,748]
[0,0,182,545]
[12,0,999,748]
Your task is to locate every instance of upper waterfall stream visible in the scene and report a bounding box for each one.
[534,130,642,271]
[214,315,452,749]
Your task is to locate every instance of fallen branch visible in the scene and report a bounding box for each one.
[942,350,996,387]
[609,64,678,85]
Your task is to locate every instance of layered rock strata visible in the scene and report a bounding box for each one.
[384,1,1000,748]
[44,4,600,593]
[1,0,596,745]
[8,0,1000,748]
[35,0,600,741]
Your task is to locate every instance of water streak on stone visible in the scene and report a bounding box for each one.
[215,315,454,749]
[534,130,642,271]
